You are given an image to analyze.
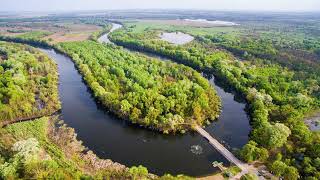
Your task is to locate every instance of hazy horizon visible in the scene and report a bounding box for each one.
[1,0,320,12]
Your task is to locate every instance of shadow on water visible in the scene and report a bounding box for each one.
[203,73,250,150]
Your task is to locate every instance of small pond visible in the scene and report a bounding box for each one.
[184,19,239,26]
[159,32,194,45]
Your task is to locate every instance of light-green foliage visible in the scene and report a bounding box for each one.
[0,42,60,122]
[129,165,149,179]
[239,141,269,162]
[252,123,291,149]
[57,41,221,132]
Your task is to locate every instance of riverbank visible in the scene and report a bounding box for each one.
[0,41,140,179]
[1,114,161,179]
[98,23,123,44]
[1,26,249,177]
[0,41,188,179]
[41,47,225,176]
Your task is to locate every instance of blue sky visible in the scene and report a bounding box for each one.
[1,0,320,12]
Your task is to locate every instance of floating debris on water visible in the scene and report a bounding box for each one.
[190,145,203,155]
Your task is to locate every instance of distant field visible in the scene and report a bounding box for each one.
[124,20,242,37]
[0,22,101,43]
[123,19,320,44]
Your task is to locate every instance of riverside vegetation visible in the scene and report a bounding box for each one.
[57,41,221,133]
[109,23,320,179]
[90,23,112,42]
[0,41,60,123]
[0,41,193,179]
[2,24,222,133]
[0,115,191,179]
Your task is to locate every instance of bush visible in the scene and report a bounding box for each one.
[129,165,149,179]
[240,141,269,162]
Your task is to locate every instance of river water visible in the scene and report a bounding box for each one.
[98,23,122,44]
[38,23,250,177]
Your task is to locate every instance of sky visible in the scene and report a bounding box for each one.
[1,0,320,12]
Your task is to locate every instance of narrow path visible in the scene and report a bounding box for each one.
[195,125,262,179]
[195,126,247,171]
[1,111,59,127]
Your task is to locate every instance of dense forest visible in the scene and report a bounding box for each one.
[0,41,60,123]
[109,26,320,179]
[57,41,221,133]
[0,41,193,180]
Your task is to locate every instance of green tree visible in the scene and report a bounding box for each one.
[240,141,269,162]
[284,166,299,180]
[253,123,291,149]
[128,165,148,179]
[120,100,132,114]
[270,160,287,176]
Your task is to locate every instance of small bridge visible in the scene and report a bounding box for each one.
[195,126,262,179]
[195,126,247,171]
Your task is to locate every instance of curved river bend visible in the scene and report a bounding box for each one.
[38,24,250,177]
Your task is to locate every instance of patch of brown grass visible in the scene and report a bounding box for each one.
[0,22,101,43]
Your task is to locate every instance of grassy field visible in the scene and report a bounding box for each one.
[124,20,241,36]
[0,22,102,44]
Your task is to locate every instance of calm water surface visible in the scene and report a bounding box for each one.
[159,32,194,45]
[98,23,122,44]
[38,24,250,176]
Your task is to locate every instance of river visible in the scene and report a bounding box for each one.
[37,23,250,177]
[98,23,122,44]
